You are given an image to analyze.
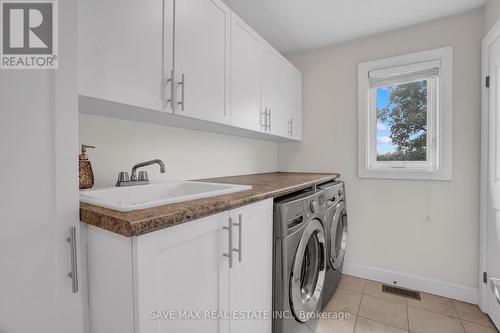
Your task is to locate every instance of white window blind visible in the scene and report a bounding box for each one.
[368,60,440,88]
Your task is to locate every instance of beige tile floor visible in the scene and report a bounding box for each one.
[310,274,499,333]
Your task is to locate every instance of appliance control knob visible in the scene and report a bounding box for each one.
[310,200,318,213]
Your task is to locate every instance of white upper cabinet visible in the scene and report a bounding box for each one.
[262,47,289,137]
[229,15,302,140]
[78,0,170,112]
[287,64,303,140]
[78,0,302,141]
[172,0,230,124]
[229,13,263,132]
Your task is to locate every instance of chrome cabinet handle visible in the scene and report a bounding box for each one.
[177,73,185,111]
[267,109,272,131]
[261,108,268,131]
[288,118,293,136]
[223,217,233,268]
[67,226,78,293]
[162,69,175,111]
[232,214,242,263]
[491,277,500,305]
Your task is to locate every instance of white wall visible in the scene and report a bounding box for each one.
[79,114,278,186]
[279,9,483,288]
[485,0,500,32]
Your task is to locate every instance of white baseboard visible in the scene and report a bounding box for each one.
[343,262,478,304]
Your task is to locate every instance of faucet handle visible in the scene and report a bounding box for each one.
[138,171,149,182]
[116,171,130,186]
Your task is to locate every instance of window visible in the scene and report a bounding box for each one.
[358,47,453,180]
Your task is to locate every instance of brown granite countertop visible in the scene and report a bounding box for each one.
[80,172,340,237]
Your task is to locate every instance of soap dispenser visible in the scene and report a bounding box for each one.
[79,144,95,189]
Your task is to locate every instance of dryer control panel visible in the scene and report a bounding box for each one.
[319,181,345,205]
[304,192,325,217]
[274,189,326,238]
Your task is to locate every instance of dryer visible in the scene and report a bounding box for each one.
[273,190,327,333]
[318,181,348,309]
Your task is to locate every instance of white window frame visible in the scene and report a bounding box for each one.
[358,47,453,180]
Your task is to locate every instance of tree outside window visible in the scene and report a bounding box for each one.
[375,80,428,162]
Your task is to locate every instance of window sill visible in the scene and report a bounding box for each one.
[358,168,452,181]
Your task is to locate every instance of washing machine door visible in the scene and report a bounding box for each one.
[289,219,326,322]
[330,201,348,270]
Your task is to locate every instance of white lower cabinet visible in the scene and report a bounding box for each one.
[135,212,230,333]
[228,202,273,333]
[84,199,272,333]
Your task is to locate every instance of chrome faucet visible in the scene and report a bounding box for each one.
[116,159,166,187]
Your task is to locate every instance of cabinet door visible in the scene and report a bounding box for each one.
[78,0,171,112]
[229,199,273,333]
[262,48,288,137]
[288,65,303,141]
[230,13,263,132]
[173,0,230,124]
[134,212,230,333]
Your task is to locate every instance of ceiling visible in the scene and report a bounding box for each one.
[221,0,487,54]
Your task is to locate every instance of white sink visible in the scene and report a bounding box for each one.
[80,181,252,212]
